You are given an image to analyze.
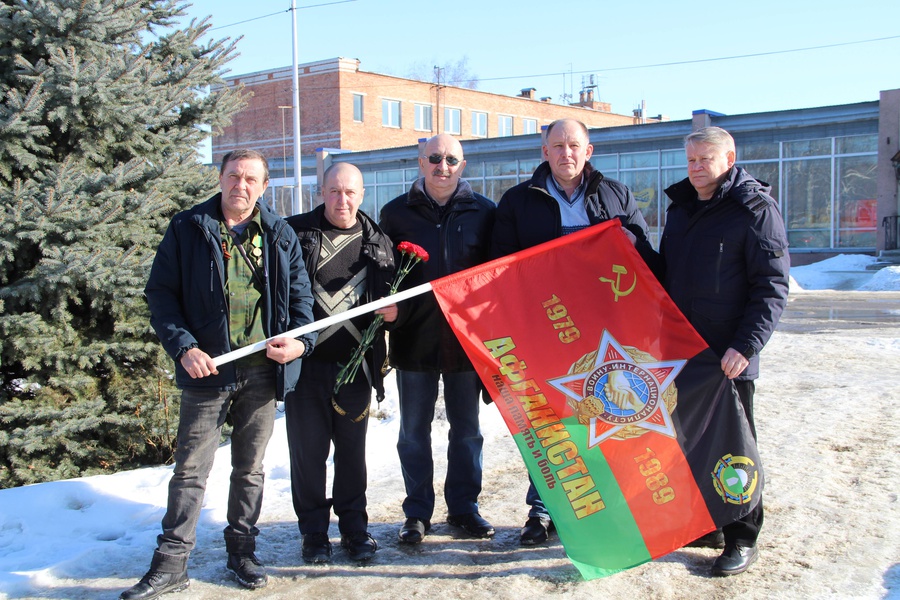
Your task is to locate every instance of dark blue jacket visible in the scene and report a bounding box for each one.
[379,178,495,372]
[490,161,660,274]
[286,205,395,400]
[661,167,790,380]
[145,194,316,400]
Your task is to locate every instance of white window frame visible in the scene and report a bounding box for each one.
[472,111,487,137]
[382,99,401,128]
[498,114,513,137]
[352,93,364,122]
[522,118,538,135]
[444,107,461,135]
[414,103,433,132]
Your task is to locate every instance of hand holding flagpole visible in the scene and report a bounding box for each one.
[213,242,431,368]
[212,282,433,367]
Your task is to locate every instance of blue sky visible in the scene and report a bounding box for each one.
[181,0,898,122]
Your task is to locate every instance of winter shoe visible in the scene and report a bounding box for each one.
[519,516,554,546]
[119,569,189,600]
[341,531,378,562]
[301,532,333,564]
[120,551,189,600]
[447,512,495,538]
[398,517,430,544]
[712,543,759,576]
[226,553,268,589]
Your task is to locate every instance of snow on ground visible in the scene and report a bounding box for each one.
[1,255,898,600]
[789,253,900,292]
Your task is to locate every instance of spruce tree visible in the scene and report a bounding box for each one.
[0,0,246,487]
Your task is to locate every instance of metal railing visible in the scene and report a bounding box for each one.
[884,215,900,250]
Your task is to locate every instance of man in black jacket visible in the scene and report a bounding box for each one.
[379,134,496,545]
[491,118,657,546]
[122,149,316,599]
[285,162,396,564]
[661,126,789,576]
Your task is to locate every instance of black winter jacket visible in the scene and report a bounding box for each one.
[490,162,660,273]
[379,178,495,372]
[145,194,316,400]
[286,205,395,400]
[661,166,790,381]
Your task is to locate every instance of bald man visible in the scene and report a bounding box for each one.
[284,162,397,564]
[379,134,496,544]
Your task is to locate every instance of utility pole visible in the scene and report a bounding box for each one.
[279,105,292,213]
[560,63,573,105]
[290,0,302,214]
[433,66,443,133]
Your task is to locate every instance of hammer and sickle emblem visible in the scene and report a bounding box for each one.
[599,265,637,302]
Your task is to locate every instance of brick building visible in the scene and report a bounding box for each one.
[212,56,659,168]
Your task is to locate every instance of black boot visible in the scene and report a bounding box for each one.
[340,531,378,562]
[519,516,553,546]
[119,551,189,600]
[227,553,268,589]
[712,543,759,576]
[224,531,268,589]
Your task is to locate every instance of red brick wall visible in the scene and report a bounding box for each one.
[213,58,645,161]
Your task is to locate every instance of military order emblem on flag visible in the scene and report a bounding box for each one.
[430,219,763,579]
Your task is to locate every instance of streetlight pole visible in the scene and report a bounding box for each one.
[290,0,302,215]
[278,105,292,214]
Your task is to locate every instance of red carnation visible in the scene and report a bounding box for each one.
[333,240,429,400]
[398,241,429,263]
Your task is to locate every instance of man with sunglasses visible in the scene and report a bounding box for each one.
[379,134,496,545]
[490,119,659,546]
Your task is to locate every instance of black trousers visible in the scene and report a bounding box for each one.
[284,359,371,535]
[722,379,764,546]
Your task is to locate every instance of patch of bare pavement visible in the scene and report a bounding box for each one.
[779,290,900,332]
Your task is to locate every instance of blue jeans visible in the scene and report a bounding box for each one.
[397,370,483,520]
[526,477,550,520]
[156,364,276,561]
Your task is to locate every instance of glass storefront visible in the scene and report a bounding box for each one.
[592,149,686,248]
[361,168,419,217]
[590,134,877,251]
[295,131,879,253]
[266,176,317,217]
[464,158,541,201]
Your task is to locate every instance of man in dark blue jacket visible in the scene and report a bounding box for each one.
[661,127,789,577]
[121,149,316,599]
[380,134,496,545]
[491,118,657,546]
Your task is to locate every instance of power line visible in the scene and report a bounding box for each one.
[206,0,358,32]
[469,34,900,85]
[207,10,287,31]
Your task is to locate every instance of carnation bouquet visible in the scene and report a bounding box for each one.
[332,241,429,420]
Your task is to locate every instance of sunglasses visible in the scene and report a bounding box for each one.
[426,154,461,166]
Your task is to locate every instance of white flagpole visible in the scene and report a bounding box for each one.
[290,0,302,214]
[212,282,434,367]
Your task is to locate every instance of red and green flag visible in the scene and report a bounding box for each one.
[430,220,763,579]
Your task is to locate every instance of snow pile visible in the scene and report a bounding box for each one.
[789,253,900,291]
[858,265,900,291]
